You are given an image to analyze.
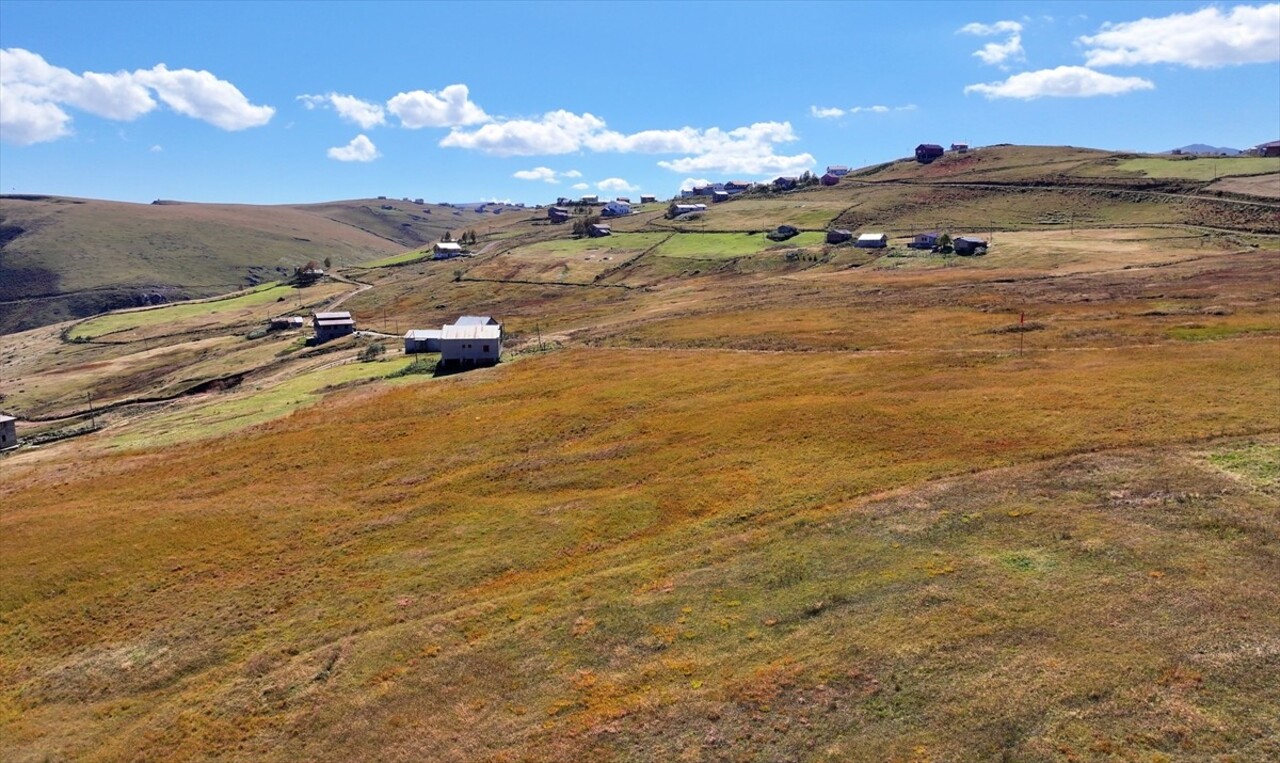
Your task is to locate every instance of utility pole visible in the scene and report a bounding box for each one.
[537,323,544,352]
[86,393,97,429]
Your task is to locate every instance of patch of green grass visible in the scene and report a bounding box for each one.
[1115,156,1280,181]
[1207,442,1279,488]
[517,232,670,255]
[653,232,826,259]
[1166,324,1272,341]
[69,283,295,339]
[360,250,430,268]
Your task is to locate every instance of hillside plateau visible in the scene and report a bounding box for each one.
[1,145,1278,762]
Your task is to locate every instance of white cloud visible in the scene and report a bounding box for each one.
[298,93,386,129]
[562,169,582,178]
[440,109,606,155]
[597,177,638,192]
[958,20,1025,67]
[810,105,845,119]
[1080,4,1280,68]
[327,134,380,162]
[131,65,273,130]
[571,182,589,190]
[387,84,489,129]
[965,66,1155,99]
[442,110,814,177]
[1,48,273,144]
[513,166,560,183]
[679,177,712,191]
[150,144,162,152]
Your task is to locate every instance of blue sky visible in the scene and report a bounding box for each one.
[1,1,1277,205]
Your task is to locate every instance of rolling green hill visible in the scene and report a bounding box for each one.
[0,196,503,334]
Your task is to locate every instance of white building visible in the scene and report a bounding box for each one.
[403,329,443,353]
[855,233,889,248]
[440,320,502,367]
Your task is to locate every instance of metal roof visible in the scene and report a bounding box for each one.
[441,324,502,340]
[404,329,443,340]
[313,311,351,321]
[0,415,16,423]
[858,233,887,240]
[453,315,497,326]
[435,242,462,250]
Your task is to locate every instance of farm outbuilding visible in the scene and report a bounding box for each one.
[403,329,443,353]
[773,176,798,190]
[950,143,969,153]
[724,180,753,194]
[434,242,464,259]
[1257,141,1280,157]
[548,206,571,222]
[640,194,658,203]
[915,144,945,163]
[581,195,599,204]
[825,165,850,177]
[0,415,17,451]
[856,233,889,248]
[910,232,940,249]
[712,190,730,202]
[820,173,840,186]
[826,229,853,244]
[954,237,988,255]
[313,311,355,343]
[440,321,502,368]
[588,223,612,237]
[601,201,631,217]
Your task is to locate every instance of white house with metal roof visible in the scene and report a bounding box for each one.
[403,329,443,353]
[855,233,889,248]
[440,319,502,367]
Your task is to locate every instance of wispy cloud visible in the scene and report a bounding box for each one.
[965,66,1154,99]
[596,177,638,193]
[810,105,845,119]
[298,93,386,129]
[513,166,562,183]
[958,20,1025,67]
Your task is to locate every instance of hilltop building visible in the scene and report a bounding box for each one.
[826,229,853,244]
[950,143,969,153]
[640,194,658,203]
[915,144,945,163]
[856,233,889,248]
[313,311,355,343]
[548,206,571,223]
[724,181,754,194]
[820,173,840,186]
[910,232,940,249]
[601,201,631,217]
[712,190,730,202]
[825,165,850,177]
[588,223,612,237]
[773,176,798,190]
[0,415,17,451]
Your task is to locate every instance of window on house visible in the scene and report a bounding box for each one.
[483,345,489,352]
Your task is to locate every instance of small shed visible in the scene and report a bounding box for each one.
[910,232,940,250]
[313,311,355,343]
[601,200,631,217]
[434,242,464,259]
[820,172,840,186]
[640,194,658,203]
[950,143,969,153]
[404,329,443,354]
[548,206,571,223]
[826,229,853,244]
[668,203,707,218]
[855,233,888,248]
[588,223,612,237]
[915,144,945,163]
[954,237,988,256]
[712,190,730,203]
[580,194,599,204]
[0,415,17,451]
[725,180,753,194]
[269,315,307,330]
[440,322,502,368]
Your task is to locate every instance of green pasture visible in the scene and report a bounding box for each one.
[68,283,304,339]
[652,231,827,259]
[1115,156,1280,180]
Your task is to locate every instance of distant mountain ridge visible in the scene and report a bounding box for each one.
[1167,144,1240,156]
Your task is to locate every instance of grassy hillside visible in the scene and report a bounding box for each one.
[0,196,504,334]
[1,145,1278,762]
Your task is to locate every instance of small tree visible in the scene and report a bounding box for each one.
[358,342,385,362]
[443,231,452,242]
[323,256,332,270]
[936,233,953,253]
